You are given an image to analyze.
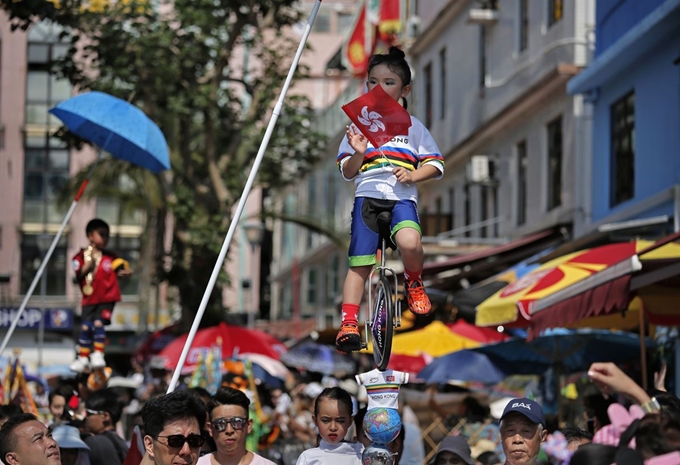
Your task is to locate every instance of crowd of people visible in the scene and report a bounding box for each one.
[1,359,680,465]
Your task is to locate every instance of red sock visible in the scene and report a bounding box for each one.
[404,268,422,281]
[341,303,360,327]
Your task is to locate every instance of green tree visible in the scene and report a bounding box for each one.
[6,0,326,330]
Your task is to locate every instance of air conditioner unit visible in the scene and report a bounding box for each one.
[406,16,421,38]
[467,8,499,26]
[466,155,491,183]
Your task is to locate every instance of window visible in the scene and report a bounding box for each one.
[547,116,563,210]
[423,62,433,128]
[610,92,635,206]
[26,22,70,127]
[464,184,471,237]
[517,140,528,225]
[23,135,70,224]
[324,171,336,228]
[24,22,72,226]
[326,254,340,306]
[307,267,317,306]
[548,0,563,27]
[439,47,446,120]
[519,0,529,52]
[479,26,487,89]
[480,186,488,238]
[20,234,67,295]
[449,188,455,232]
[281,279,293,319]
[337,12,354,34]
[312,11,330,33]
[306,174,317,247]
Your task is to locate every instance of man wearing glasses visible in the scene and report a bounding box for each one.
[198,387,276,465]
[142,390,207,465]
[83,388,129,465]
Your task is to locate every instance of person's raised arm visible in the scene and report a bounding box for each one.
[341,125,368,179]
[587,362,651,404]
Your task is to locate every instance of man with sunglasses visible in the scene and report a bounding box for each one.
[198,387,276,465]
[142,390,207,465]
[83,388,129,465]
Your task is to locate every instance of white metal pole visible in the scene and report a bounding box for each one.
[166,0,323,393]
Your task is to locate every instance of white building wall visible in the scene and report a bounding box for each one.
[411,0,595,239]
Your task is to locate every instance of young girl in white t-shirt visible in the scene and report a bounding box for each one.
[295,387,362,465]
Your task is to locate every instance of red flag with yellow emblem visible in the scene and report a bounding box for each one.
[342,1,369,76]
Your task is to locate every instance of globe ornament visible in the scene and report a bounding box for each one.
[362,407,402,444]
[362,443,395,465]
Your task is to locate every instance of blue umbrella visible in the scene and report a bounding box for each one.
[250,363,284,389]
[417,349,507,384]
[280,342,354,375]
[473,328,655,375]
[49,91,170,173]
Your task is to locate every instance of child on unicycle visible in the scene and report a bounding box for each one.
[335,47,444,354]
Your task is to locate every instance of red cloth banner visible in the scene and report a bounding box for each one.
[379,0,401,37]
[341,84,412,148]
[342,1,368,76]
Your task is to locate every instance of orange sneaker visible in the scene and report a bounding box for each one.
[336,324,362,354]
[405,279,432,315]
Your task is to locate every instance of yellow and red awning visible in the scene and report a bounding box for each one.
[475,240,680,329]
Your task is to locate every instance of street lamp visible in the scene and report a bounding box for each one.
[36,233,52,372]
[242,220,265,328]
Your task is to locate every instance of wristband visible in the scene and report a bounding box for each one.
[641,397,661,414]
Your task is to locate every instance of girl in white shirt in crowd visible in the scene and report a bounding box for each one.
[295,387,363,465]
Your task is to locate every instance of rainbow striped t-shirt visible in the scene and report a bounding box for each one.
[356,368,409,410]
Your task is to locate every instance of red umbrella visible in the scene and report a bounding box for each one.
[446,320,509,344]
[158,322,286,371]
[387,353,431,378]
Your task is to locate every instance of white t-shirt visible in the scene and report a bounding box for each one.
[355,368,409,410]
[197,452,276,465]
[337,115,444,203]
[295,440,363,465]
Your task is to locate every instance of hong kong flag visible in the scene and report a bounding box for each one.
[341,85,412,148]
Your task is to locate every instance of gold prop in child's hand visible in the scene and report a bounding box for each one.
[82,245,102,296]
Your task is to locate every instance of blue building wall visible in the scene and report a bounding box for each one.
[586,0,680,224]
[595,0,665,56]
[590,42,680,223]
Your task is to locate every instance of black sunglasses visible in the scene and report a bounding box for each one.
[157,434,205,448]
[211,417,247,432]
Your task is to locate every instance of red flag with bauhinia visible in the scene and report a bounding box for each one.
[341,84,412,148]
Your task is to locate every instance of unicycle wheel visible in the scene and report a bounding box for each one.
[370,275,394,370]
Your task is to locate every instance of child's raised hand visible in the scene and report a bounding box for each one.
[117,268,133,277]
[393,166,412,183]
[346,125,368,155]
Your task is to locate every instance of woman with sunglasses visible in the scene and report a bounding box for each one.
[198,387,276,465]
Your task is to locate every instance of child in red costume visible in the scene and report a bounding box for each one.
[69,219,132,373]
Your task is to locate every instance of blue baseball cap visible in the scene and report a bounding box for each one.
[500,397,546,428]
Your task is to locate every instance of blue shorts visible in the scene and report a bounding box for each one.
[348,197,421,267]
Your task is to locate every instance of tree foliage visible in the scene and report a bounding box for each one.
[5,0,326,329]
